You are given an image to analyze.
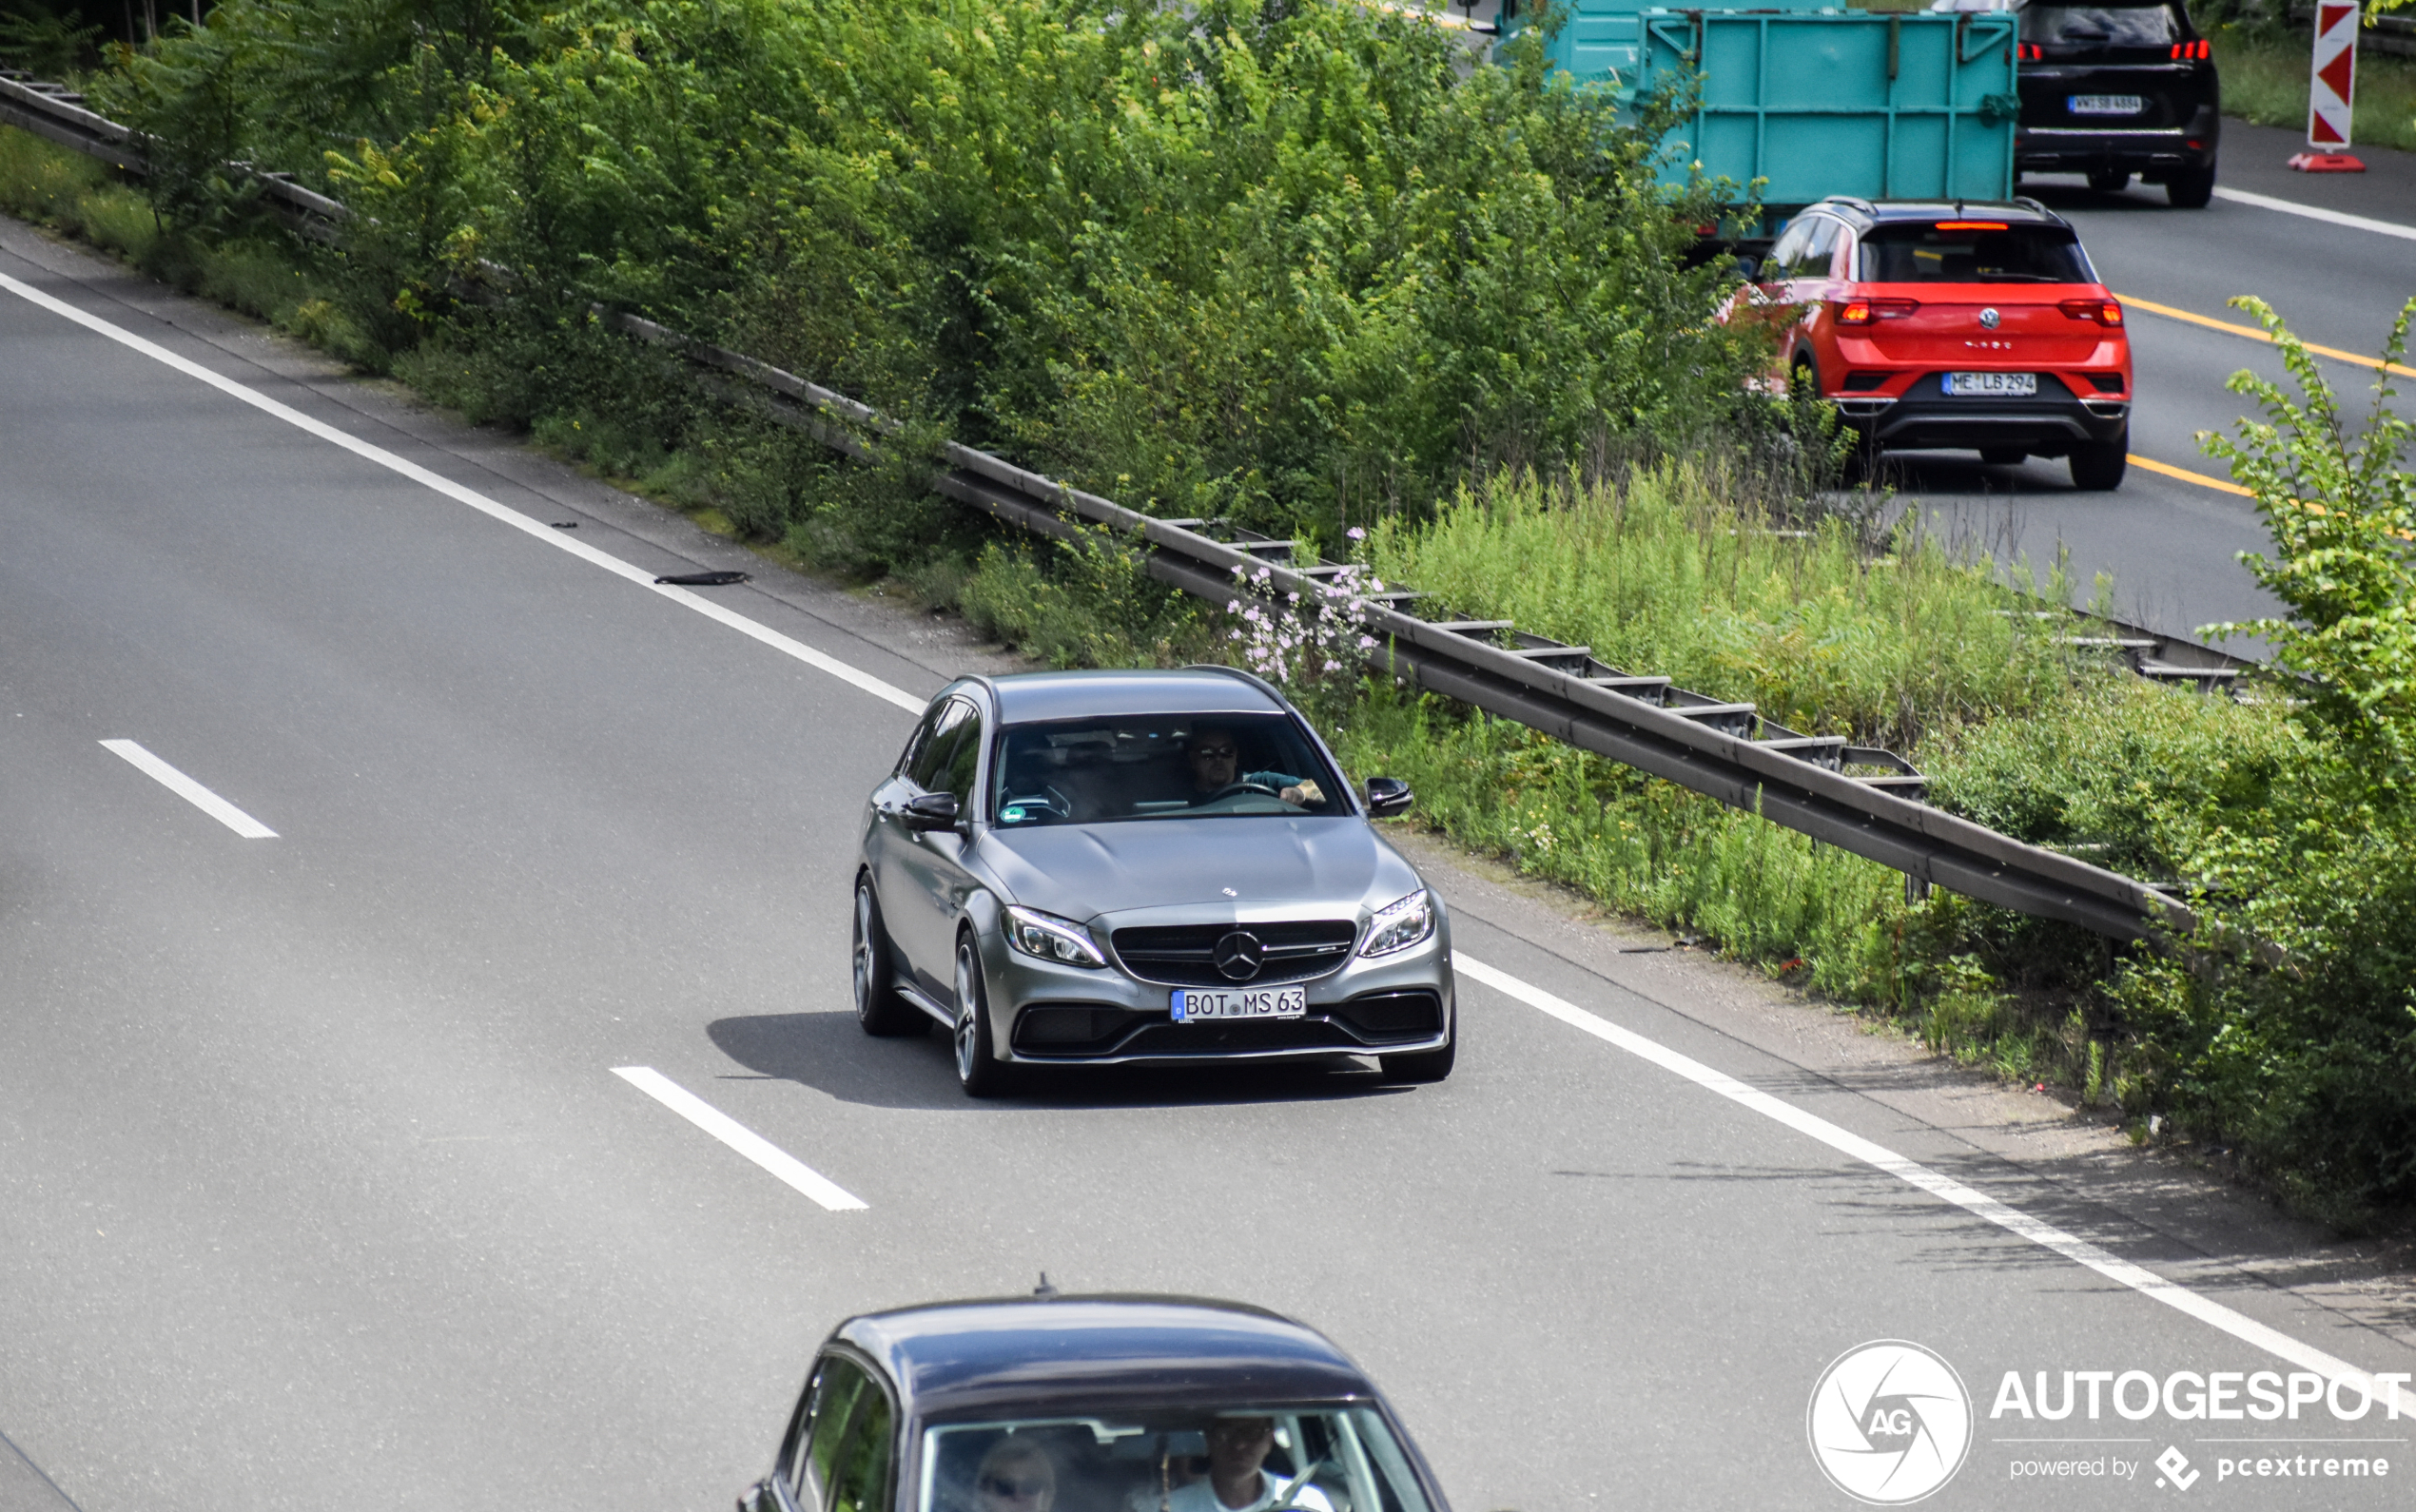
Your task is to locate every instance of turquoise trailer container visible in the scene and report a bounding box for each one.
[1508,0,2019,211]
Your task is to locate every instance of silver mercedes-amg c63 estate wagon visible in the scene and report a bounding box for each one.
[851,668,1455,1095]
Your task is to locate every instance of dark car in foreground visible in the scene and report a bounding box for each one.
[741,1296,1451,1512]
[853,668,1456,1095]
[2012,0,2220,205]
[1751,196,2133,488]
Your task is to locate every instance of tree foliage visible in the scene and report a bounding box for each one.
[2203,296,2416,776]
[94,0,1773,548]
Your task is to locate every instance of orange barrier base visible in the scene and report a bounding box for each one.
[2289,151,2368,171]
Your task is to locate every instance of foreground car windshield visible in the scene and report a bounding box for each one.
[993,714,1347,825]
[924,1407,1431,1512]
[1860,223,2095,283]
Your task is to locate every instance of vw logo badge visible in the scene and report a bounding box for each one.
[1212,930,1265,981]
[1978,307,2000,330]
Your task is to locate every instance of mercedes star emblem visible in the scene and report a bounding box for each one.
[1212,930,1265,981]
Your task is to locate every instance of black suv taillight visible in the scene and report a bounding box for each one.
[2169,39,2210,59]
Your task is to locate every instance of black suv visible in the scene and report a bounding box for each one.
[2014,0,2221,205]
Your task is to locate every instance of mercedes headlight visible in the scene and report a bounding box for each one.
[1359,889,1435,958]
[1003,905,1107,968]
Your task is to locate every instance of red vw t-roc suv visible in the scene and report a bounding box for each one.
[1749,197,2133,490]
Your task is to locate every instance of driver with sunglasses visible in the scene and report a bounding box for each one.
[1185,725,1323,808]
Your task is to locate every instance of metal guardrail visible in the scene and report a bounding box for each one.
[4,76,2220,942]
[0,72,351,240]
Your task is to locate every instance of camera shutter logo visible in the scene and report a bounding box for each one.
[1806,1341,1973,1503]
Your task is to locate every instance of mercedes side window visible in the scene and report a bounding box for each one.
[935,706,985,807]
[896,699,948,781]
[829,1385,895,1512]
[906,699,974,794]
[789,1355,880,1511]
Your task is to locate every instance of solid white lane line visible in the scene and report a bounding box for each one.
[99,739,278,838]
[2211,186,2416,244]
[1453,953,2414,1414]
[0,272,925,716]
[611,1066,867,1212]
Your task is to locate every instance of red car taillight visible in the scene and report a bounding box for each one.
[1836,298,1920,325]
[2059,298,2124,327]
[2017,42,2043,60]
[2169,39,2211,59]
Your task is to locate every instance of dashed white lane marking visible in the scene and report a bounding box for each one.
[2211,186,2416,244]
[612,1066,867,1212]
[99,739,278,838]
[1453,953,2414,1414]
[0,272,925,715]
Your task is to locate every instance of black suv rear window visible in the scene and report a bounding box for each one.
[2021,3,2183,48]
[1860,223,2095,283]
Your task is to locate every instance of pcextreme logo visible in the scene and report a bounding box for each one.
[1808,1340,1976,1504]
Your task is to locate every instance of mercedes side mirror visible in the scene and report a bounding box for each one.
[1365,777,1413,818]
[904,792,963,831]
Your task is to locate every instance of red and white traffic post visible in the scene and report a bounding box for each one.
[2290,0,2366,171]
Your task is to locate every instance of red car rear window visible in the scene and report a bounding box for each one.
[1860,224,2095,284]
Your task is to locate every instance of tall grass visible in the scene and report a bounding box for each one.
[1364,469,2093,750]
[0,125,380,359]
[1333,686,1920,1004]
[2211,25,2416,153]
[0,125,158,260]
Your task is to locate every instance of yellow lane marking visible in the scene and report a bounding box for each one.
[2128,453,2253,495]
[2128,454,2416,540]
[2115,293,2416,380]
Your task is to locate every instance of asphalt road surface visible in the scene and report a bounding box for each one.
[1893,118,2416,649]
[6,203,2416,1512]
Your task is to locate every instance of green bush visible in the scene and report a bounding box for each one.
[88,0,1774,560]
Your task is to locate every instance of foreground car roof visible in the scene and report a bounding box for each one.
[836,1296,1375,1418]
[984,669,1290,724]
